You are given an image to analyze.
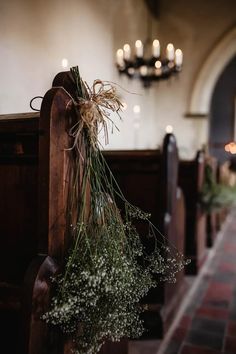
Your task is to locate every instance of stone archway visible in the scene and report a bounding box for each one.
[209,56,236,162]
[186,25,236,117]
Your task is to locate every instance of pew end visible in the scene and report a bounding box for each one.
[179,151,207,275]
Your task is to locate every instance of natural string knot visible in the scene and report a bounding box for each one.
[69,79,123,150]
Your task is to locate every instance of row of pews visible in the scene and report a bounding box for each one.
[0,71,230,354]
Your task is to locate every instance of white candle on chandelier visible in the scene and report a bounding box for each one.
[175,49,183,66]
[116,49,124,67]
[155,60,162,76]
[166,43,175,61]
[123,44,131,60]
[140,65,148,76]
[155,60,162,69]
[135,40,143,58]
[152,39,160,58]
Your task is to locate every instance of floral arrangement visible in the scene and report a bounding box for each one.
[200,164,236,213]
[42,66,189,354]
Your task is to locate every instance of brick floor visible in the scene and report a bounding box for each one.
[160,211,236,354]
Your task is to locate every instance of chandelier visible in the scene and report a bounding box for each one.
[116,39,183,87]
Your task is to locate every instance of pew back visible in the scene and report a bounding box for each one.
[0,113,39,353]
[179,151,206,274]
[205,156,218,245]
[0,84,84,354]
[103,134,186,336]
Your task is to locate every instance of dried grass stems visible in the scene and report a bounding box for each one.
[68,67,123,151]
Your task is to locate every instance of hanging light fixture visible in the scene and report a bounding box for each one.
[116,39,183,87]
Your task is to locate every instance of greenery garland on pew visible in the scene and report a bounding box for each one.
[42,66,189,354]
[200,164,236,213]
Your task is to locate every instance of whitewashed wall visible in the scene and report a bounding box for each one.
[0,0,113,111]
[0,0,235,157]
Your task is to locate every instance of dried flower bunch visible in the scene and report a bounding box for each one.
[42,66,189,354]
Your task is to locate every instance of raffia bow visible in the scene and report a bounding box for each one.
[69,77,123,150]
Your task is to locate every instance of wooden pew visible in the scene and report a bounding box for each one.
[0,112,39,354]
[205,156,218,246]
[0,72,132,354]
[24,85,78,354]
[179,151,206,274]
[103,133,186,337]
[0,77,85,352]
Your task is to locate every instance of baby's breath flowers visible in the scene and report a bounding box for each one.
[42,67,189,354]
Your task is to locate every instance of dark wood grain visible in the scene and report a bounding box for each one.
[0,75,86,353]
[0,113,39,353]
[25,85,86,354]
[206,156,218,246]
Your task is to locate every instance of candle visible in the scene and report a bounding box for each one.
[155,60,162,76]
[135,40,143,58]
[127,67,135,76]
[140,65,148,76]
[165,125,173,133]
[175,49,183,66]
[152,39,160,58]
[155,60,162,69]
[123,44,131,60]
[166,43,175,61]
[116,49,124,67]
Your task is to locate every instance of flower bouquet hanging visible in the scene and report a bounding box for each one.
[200,163,236,213]
[42,66,189,354]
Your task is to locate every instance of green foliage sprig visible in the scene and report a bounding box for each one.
[42,67,189,354]
[200,164,236,213]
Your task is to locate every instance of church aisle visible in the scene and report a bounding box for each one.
[159,210,236,354]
